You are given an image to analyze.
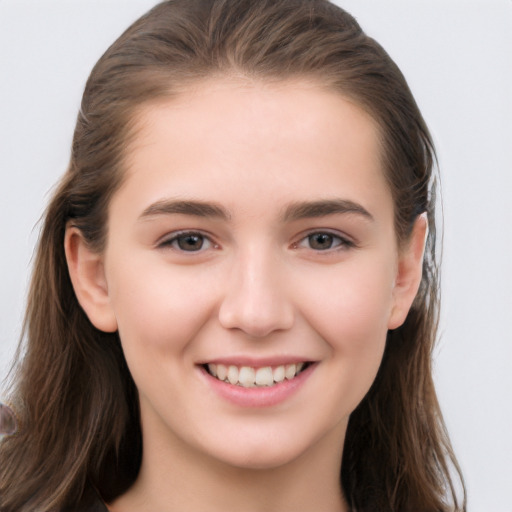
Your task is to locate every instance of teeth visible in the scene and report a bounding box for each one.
[207,363,217,377]
[216,364,227,381]
[239,367,256,387]
[205,362,308,387]
[255,367,273,386]
[285,364,296,380]
[273,365,285,383]
[227,365,239,385]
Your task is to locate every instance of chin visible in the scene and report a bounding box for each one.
[219,449,303,471]
[202,431,320,472]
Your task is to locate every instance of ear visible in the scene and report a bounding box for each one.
[64,225,118,332]
[388,214,428,330]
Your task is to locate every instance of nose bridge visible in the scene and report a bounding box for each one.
[218,242,294,338]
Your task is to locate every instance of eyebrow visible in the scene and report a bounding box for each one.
[281,199,374,222]
[139,199,231,221]
[138,198,373,223]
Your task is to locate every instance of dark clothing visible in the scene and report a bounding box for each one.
[76,498,108,512]
[62,487,109,512]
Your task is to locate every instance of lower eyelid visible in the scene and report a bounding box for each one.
[295,232,354,250]
[158,231,215,251]
[157,230,354,252]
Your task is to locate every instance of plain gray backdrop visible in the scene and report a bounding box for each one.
[1,1,511,510]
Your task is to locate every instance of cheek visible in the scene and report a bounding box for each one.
[295,257,394,358]
[107,254,219,356]
[296,261,394,415]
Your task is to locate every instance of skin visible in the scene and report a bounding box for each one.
[66,78,427,512]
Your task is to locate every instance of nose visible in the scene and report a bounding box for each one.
[218,247,294,338]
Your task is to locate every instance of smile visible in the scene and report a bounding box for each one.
[204,362,310,388]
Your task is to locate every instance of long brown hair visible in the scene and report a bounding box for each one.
[0,1,465,510]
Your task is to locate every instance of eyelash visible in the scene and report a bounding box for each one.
[294,231,355,252]
[158,231,216,252]
[158,230,354,253]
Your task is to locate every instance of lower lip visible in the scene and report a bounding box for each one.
[198,363,316,408]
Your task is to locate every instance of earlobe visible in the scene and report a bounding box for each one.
[64,225,118,333]
[388,214,428,330]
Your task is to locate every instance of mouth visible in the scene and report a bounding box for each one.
[202,362,312,388]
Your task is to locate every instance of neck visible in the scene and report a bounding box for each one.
[109,421,349,512]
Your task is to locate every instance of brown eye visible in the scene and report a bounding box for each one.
[160,232,213,252]
[176,234,207,251]
[295,231,353,252]
[308,233,335,250]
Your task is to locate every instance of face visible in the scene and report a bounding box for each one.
[69,79,423,472]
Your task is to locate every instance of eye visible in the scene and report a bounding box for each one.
[296,231,353,251]
[159,231,213,252]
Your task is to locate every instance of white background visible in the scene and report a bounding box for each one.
[0,1,510,510]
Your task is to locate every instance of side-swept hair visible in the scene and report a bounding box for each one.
[0,1,465,510]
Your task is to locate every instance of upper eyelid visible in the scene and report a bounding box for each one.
[154,228,355,249]
[156,229,217,248]
[294,228,355,245]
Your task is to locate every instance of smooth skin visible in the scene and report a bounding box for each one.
[65,78,427,512]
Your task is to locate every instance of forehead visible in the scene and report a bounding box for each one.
[131,77,381,152]
[115,78,391,221]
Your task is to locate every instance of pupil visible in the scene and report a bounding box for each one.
[309,233,333,250]
[178,234,203,251]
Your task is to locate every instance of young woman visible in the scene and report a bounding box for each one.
[0,1,466,511]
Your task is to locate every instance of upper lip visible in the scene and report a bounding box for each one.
[196,356,316,367]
